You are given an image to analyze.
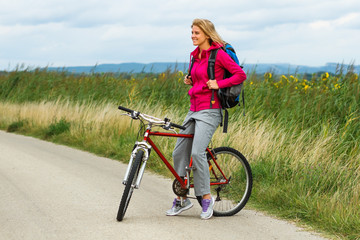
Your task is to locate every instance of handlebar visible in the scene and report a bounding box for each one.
[169,122,185,130]
[118,105,133,114]
[118,105,186,131]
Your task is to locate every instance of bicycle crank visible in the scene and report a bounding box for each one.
[172,178,189,197]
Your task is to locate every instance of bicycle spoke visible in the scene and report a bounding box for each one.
[208,147,252,216]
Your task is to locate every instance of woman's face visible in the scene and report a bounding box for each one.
[191,25,209,47]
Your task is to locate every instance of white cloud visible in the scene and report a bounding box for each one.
[0,0,359,69]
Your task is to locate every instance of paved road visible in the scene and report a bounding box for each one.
[0,131,328,240]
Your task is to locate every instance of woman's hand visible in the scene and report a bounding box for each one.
[184,75,193,85]
[206,79,219,90]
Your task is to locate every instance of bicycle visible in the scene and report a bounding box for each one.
[116,105,252,221]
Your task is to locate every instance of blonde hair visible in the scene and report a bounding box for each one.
[191,19,225,46]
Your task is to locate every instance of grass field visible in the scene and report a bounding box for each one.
[0,66,359,239]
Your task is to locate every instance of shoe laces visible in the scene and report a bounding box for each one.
[172,198,181,208]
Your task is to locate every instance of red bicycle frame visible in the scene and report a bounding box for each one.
[144,129,229,191]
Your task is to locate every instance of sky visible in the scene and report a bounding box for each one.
[0,0,359,70]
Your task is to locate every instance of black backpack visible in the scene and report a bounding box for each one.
[189,43,245,133]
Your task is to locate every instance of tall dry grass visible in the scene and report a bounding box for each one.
[1,99,359,240]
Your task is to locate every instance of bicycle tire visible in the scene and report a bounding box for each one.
[206,147,252,216]
[116,150,144,221]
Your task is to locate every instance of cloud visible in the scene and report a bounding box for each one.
[333,12,360,29]
[0,0,359,68]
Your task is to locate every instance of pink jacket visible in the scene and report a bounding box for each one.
[188,42,247,112]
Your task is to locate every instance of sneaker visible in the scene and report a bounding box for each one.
[200,197,214,220]
[166,198,193,216]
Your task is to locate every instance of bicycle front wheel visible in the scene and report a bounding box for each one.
[116,150,143,221]
[207,147,252,216]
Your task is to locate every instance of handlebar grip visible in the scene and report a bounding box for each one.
[170,122,186,130]
[118,106,133,113]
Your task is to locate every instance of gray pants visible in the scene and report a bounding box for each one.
[172,109,222,196]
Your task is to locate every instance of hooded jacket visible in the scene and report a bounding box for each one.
[188,42,247,112]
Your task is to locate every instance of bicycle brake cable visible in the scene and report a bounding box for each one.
[136,118,146,140]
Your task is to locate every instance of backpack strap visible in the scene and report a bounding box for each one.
[221,93,246,132]
[223,109,229,133]
[188,56,195,77]
[207,49,219,108]
[207,48,228,132]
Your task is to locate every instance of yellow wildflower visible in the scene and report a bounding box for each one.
[322,72,329,81]
[264,72,272,79]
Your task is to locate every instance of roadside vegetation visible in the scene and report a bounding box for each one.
[0,65,359,239]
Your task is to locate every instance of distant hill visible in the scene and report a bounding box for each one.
[46,62,360,75]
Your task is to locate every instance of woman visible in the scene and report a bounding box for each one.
[166,19,247,220]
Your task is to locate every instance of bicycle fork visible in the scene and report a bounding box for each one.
[122,141,151,189]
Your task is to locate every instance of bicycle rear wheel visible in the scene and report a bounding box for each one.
[116,150,143,221]
[207,147,252,216]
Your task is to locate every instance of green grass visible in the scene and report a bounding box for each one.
[7,120,27,132]
[0,66,359,239]
[44,118,71,138]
